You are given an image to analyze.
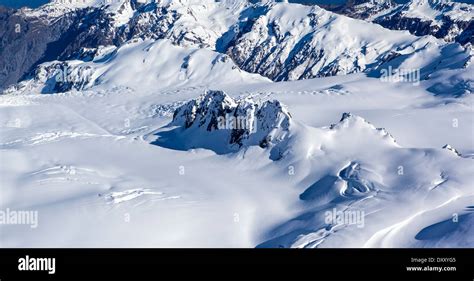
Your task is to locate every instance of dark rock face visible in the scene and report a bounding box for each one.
[327,0,473,46]
[0,5,110,90]
[0,0,224,90]
[166,90,292,153]
[224,9,330,81]
[329,0,396,20]
[222,4,414,82]
[457,21,474,46]
[375,14,473,45]
[0,6,61,89]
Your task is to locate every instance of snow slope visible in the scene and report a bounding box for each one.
[3,39,269,94]
[1,71,473,247]
[399,0,473,24]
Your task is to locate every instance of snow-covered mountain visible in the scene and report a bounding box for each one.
[224,1,472,81]
[328,0,473,45]
[152,89,474,248]
[2,0,472,93]
[329,0,397,20]
[0,0,250,89]
[0,0,473,248]
[375,0,473,45]
[255,110,474,248]
[154,90,291,156]
[152,90,473,248]
[3,39,267,94]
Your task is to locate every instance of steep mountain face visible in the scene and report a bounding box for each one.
[328,0,473,46]
[224,2,470,81]
[154,90,292,155]
[329,0,397,20]
[375,0,473,45]
[0,0,249,89]
[0,5,95,89]
[0,0,137,90]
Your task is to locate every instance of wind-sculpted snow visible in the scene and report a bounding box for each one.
[256,112,474,248]
[148,92,474,248]
[1,69,473,247]
[153,90,291,155]
[368,38,473,96]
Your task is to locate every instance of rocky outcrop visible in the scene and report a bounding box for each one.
[159,90,292,153]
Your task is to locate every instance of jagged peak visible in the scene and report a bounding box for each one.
[442,144,462,157]
[171,90,237,129]
[172,90,291,131]
[405,0,451,8]
[330,112,370,129]
[347,0,395,7]
[160,90,292,154]
[399,0,474,22]
[330,112,397,143]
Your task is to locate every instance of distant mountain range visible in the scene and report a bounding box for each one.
[1,0,472,95]
[327,0,473,46]
[0,0,49,9]
[2,0,474,9]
